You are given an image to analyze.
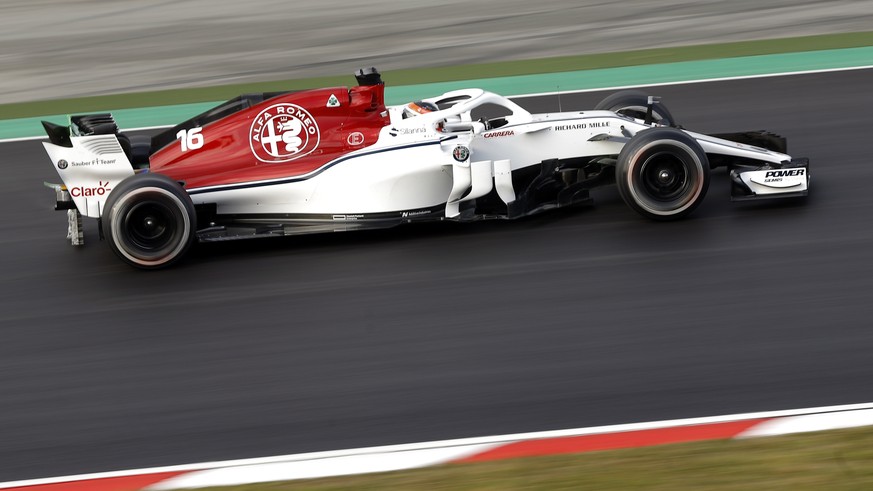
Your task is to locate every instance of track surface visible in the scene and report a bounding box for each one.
[3,0,873,103]
[2,70,873,481]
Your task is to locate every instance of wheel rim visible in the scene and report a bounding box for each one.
[122,201,178,251]
[627,140,705,216]
[639,151,690,202]
[110,187,191,266]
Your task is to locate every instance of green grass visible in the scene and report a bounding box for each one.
[190,426,873,490]
[2,31,873,120]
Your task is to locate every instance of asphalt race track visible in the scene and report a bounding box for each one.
[1,70,873,481]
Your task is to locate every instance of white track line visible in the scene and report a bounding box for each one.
[3,64,873,145]
[737,408,873,438]
[3,401,873,489]
[510,64,873,99]
[145,443,503,490]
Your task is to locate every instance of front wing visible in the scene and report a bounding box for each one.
[730,158,810,201]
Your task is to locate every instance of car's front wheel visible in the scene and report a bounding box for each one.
[616,128,710,220]
[102,173,196,269]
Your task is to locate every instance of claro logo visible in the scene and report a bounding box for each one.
[70,181,112,197]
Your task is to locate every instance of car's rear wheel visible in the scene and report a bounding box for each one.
[102,173,196,269]
[595,90,676,127]
[616,127,710,220]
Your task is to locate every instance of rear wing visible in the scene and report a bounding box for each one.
[42,115,135,218]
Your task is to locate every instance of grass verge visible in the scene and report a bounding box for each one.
[2,31,873,120]
[194,426,873,490]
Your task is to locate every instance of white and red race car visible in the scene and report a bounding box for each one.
[42,68,809,269]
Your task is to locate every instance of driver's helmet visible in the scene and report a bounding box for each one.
[402,100,439,119]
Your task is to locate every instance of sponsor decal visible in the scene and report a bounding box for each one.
[250,103,320,163]
[62,158,119,168]
[347,132,365,146]
[401,210,431,218]
[554,121,609,131]
[484,130,515,138]
[749,168,806,188]
[327,94,341,108]
[332,214,365,221]
[764,169,805,178]
[453,146,470,162]
[70,180,111,197]
[555,124,584,131]
[396,127,429,135]
[762,169,806,183]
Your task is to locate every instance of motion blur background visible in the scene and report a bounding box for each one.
[3,0,873,485]
[2,0,873,104]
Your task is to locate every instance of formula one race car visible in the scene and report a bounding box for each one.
[42,68,809,269]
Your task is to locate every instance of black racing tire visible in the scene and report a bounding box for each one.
[616,127,710,221]
[101,173,196,269]
[594,90,677,127]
